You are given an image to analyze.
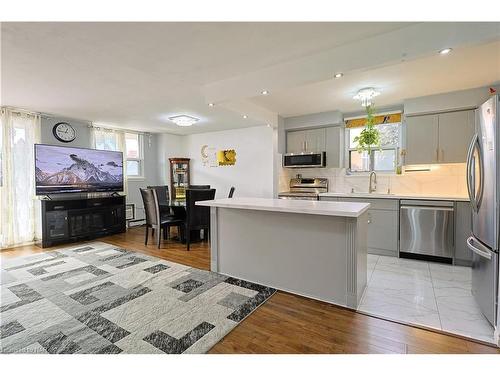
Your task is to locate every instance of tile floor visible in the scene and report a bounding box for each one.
[358,255,496,344]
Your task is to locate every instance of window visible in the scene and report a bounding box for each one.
[125,133,144,178]
[347,121,401,173]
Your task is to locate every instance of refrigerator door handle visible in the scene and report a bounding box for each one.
[466,134,477,211]
[467,236,492,260]
[466,133,484,212]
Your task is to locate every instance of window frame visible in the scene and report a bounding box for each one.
[125,132,145,180]
[345,119,402,174]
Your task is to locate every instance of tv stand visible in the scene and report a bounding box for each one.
[39,196,126,248]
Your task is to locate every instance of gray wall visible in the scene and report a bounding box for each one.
[41,116,91,148]
[40,116,160,221]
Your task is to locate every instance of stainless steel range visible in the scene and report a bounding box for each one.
[278,176,328,201]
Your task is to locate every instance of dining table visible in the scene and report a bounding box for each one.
[159,200,203,243]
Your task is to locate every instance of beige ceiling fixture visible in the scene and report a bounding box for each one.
[168,115,199,127]
[439,47,453,55]
[243,115,248,119]
[353,87,381,107]
[334,72,343,78]
[261,89,269,95]
[208,102,215,107]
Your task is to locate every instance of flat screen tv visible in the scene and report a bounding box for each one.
[35,144,124,195]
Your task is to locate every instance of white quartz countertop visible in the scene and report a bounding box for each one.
[319,192,470,202]
[196,197,370,218]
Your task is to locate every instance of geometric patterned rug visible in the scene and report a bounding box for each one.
[0,242,276,354]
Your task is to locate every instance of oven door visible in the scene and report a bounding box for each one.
[283,152,326,168]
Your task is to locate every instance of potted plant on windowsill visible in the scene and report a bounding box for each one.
[353,104,381,154]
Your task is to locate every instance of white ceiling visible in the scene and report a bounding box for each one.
[0,22,409,134]
[1,22,499,134]
[251,40,500,117]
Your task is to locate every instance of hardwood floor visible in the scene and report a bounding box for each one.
[1,226,499,354]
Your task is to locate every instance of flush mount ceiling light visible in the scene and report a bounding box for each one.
[261,89,269,95]
[439,47,453,55]
[353,87,380,107]
[334,72,343,79]
[243,115,248,119]
[207,102,214,107]
[168,115,199,127]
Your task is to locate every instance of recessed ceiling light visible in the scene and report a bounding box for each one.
[439,48,453,55]
[243,115,248,119]
[168,115,199,127]
[208,102,214,107]
[261,90,269,95]
[334,72,343,79]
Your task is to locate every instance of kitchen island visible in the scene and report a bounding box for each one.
[196,198,370,309]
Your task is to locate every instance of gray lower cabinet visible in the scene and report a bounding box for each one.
[321,197,399,257]
[454,201,473,266]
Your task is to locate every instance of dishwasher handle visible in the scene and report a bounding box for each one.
[400,205,454,211]
[467,236,492,260]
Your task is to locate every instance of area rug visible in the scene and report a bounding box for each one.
[0,242,276,354]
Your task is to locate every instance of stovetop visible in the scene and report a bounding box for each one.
[278,177,328,199]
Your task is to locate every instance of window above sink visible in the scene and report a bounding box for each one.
[346,115,402,173]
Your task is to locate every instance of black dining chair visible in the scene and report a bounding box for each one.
[147,185,173,216]
[228,186,235,198]
[140,188,184,249]
[188,185,211,189]
[184,188,216,251]
[147,185,169,204]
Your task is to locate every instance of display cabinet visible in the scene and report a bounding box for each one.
[169,158,191,200]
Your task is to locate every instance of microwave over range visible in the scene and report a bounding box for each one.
[282,151,326,168]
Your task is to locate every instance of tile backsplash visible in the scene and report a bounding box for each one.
[279,163,468,197]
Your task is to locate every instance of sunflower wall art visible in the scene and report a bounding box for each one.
[201,145,237,167]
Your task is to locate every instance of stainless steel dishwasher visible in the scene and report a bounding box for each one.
[399,200,454,261]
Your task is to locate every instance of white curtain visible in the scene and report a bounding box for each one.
[0,108,41,249]
[90,127,128,196]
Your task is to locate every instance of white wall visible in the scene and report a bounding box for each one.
[284,110,343,130]
[181,126,274,199]
[157,132,185,188]
[404,85,500,115]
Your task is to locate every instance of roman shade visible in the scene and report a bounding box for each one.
[345,112,402,128]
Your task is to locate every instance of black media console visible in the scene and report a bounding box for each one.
[39,196,126,248]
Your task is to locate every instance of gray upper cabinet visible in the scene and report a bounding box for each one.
[325,126,343,168]
[438,111,475,163]
[286,130,307,153]
[305,128,326,152]
[286,128,326,153]
[404,110,474,165]
[405,114,439,165]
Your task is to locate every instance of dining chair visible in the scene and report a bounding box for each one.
[140,188,184,249]
[147,185,169,204]
[184,188,216,251]
[147,185,173,216]
[188,185,211,189]
[228,186,235,198]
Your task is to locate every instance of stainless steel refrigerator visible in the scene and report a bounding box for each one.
[466,94,499,327]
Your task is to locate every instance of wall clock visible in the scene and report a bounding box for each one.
[52,122,76,143]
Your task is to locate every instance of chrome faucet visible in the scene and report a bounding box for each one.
[369,171,377,193]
